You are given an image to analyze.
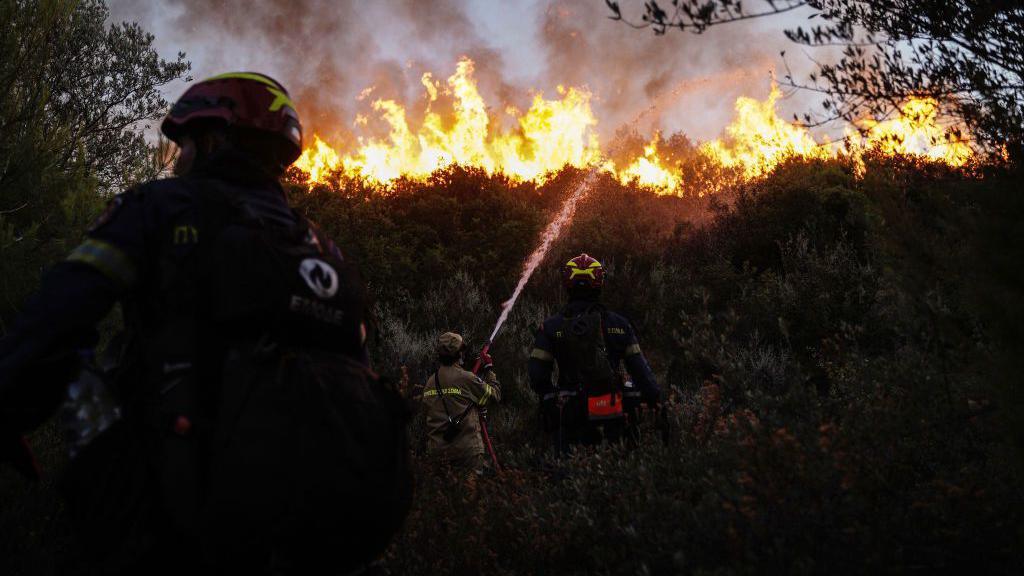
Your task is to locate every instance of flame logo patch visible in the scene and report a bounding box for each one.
[299,258,338,299]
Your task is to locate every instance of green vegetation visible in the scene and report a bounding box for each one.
[7,104,1024,576]
[0,0,188,332]
[1,1,187,571]
[285,158,1022,574]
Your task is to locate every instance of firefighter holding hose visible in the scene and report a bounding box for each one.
[420,332,502,474]
[528,254,660,452]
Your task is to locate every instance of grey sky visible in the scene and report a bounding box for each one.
[108,0,828,146]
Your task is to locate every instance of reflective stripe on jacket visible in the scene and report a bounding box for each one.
[527,300,659,403]
[422,363,500,461]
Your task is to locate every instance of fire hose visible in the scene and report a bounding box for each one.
[470,342,502,474]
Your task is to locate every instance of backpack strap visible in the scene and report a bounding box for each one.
[584,302,610,346]
[433,370,454,423]
[433,369,476,425]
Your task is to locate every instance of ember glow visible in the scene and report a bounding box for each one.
[293,58,976,195]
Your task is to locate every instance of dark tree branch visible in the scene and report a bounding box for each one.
[608,0,1024,160]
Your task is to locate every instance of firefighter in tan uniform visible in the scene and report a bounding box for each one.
[421,332,501,472]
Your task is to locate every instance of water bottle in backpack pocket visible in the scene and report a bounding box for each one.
[61,350,123,460]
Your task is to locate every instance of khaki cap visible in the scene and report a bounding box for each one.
[437,332,465,357]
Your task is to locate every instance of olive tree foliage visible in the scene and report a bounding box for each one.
[606,0,1024,161]
[0,0,189,330]
[2,0,190,193]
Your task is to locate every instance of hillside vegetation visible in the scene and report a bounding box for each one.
[1,1,1022,573]
[285,156,1022,574]
[3,147,1022,574]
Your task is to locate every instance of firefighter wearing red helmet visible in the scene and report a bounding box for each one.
[0,74,411,573]
[161,72,304,176]
[562,252,606,290]
[529,254,660,451]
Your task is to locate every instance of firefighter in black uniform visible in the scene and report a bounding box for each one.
[0,73,405,574]
[0,72,312,434]
[528,253,660,451]
[0,71,311,428]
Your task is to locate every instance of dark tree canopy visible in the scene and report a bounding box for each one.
[0,0,189,329]
[1,0,190,195]
[606,0,1024,161]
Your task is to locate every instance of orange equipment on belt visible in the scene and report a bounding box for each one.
[587,391,624,420]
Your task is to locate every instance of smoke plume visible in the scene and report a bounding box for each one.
[108,0,806,145]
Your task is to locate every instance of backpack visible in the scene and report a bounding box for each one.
[558,306,623,421]
[64,179,412,573]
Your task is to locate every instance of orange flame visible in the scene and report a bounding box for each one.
[700,85,833,179]
[294,136,341,184]
[611,135,683,194]
[852,97,973,167]
[698,86,976,182]
[293,60,976,194]
[298,57,600,187]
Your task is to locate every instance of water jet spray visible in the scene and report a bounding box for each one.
[470,168,600,473]
[471,167,599,371]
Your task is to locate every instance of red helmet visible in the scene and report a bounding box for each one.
[161,72,303,164]
[562,253,604,290]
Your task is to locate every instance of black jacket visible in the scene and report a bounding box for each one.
[527,298,660,404]
[0,158,305,433]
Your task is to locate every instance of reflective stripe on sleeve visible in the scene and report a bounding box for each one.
[530,348,554,362]
[67,238,137,289]
[625,343,642,356]
[479,384,495,405]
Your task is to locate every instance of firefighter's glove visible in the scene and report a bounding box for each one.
[476,350,494,372]
[540,396,561,433]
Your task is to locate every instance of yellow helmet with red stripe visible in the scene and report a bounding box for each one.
[562,253,604,290]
